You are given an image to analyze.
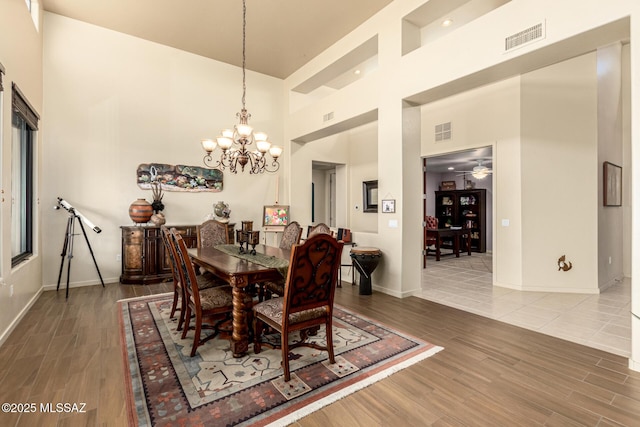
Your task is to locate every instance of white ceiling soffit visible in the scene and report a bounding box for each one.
[292,109,378,143]
[41,0,393,79]
[405,17,630,106]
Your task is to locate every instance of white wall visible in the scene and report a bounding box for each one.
[41,13,285,288]
[597,43,625,289]
[520,53,599,293]
[0,0,44,345]
[283,0,640,368]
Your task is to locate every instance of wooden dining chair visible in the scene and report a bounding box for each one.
[197,219,230,248]
[170,228,250,357]
[308,222,331,238]
[260,221,303,301]
[160,225,222,331]
[279,221,303,250]
[253,233,344,381]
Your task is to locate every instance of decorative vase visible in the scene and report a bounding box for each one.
[150,213,166,226]
[129,198,153,224]
[214,201,231,223]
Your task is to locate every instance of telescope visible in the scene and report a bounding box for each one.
[55,197,105,298]
[55,197,101,233]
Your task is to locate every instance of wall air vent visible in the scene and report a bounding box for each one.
[323,112,334,122]
[435,122,451,142]
[505,22,545,52]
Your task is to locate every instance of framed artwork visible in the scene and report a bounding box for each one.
[137,163,223,192]
[381,199,396,213]
[603,161,622,206]
[263,205,289,226]
[363,180,378,213]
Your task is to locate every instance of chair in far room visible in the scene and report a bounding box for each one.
[424,215,439,266]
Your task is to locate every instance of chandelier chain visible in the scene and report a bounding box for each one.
[241,0,247,111]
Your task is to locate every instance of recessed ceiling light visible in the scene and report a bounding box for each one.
[441,18,453,27]
[354,69,361,75]
[448,167,454,170]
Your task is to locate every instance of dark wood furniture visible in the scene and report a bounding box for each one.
[121,223,235,284]
[120,225,198,284]
[426,228,472,261]
[196,220,236,247]
[434,189,486,252]
[172,230,247,357]
[253,234,343,381]
[187,244,289,357]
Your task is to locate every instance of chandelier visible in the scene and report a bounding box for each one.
[201,0,282,174]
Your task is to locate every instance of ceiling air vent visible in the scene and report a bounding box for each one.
[435,122,451,142]
[505,22,545,52]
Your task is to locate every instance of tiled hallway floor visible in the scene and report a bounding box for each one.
[418,253,631,357]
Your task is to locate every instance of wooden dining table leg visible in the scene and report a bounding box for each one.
[230,276,250,358]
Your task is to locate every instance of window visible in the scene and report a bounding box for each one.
[11,84,38,266]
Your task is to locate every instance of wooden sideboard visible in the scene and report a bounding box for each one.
[120,222,237,284]
[120,225,196,284]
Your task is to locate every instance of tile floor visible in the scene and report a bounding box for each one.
[418,253,632,357]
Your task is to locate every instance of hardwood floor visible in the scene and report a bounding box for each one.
[0,282,639,426]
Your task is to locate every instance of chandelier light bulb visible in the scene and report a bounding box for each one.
[269,145,283,158]
[256,139,272,153]
[201,138,217,153]
[254,132,268,142]
[217,137,233,150]
[236,124,253,137]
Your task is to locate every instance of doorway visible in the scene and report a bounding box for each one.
[422,146,493,267]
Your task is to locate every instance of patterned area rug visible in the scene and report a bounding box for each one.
[119,294,443,427]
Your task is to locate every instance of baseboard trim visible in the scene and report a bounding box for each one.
[43,276,119,292]
[0,287,44,348]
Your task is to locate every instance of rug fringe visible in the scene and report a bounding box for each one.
[264,345,444,427]
[117,292,173,303]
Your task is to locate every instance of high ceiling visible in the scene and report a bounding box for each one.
[41,0,393,79]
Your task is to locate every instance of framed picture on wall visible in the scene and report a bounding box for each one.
[363,180,378,213]
[381,199,395,213]
[603,161,622,206]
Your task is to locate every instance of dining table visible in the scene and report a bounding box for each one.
[426,228,472,261]
[187,243,290,357]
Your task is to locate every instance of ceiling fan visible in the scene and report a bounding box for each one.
[456,160,493,180]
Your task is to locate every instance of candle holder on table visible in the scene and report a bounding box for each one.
[237,221,259,255]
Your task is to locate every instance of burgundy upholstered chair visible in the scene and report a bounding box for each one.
[424,216,439,258]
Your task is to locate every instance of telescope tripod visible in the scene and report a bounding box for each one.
[57,210,105,299]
